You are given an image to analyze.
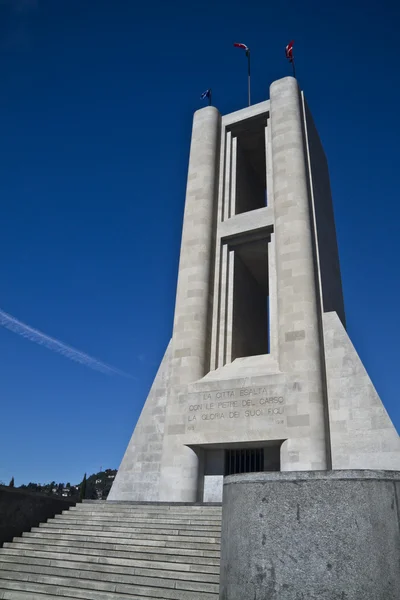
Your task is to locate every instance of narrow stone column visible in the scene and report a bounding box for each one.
[159,106,221,501]
[270,77,328,469]
[171,106,221,376]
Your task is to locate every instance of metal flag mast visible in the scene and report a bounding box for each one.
[234,42,251,106]
[247,47,251,106]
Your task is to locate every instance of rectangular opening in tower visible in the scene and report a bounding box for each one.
[231,237,269,359]
[224,444,281,476]
[231,114,267,215]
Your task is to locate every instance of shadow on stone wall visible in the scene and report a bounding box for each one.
[0,485,77,546]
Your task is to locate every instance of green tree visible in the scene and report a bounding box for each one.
[9,477,15,488]
[85,477,97,500]
[79,473,87,501]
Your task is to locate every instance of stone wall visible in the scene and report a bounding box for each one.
[302,96,346,327]
[0,485,76,546]
[324,311,400,468]
[220,471,400,600]
[108,342,172,501]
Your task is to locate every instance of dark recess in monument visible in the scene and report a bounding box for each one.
[230,236,269,359]
[230,113,267,215]
[224,444,281,476]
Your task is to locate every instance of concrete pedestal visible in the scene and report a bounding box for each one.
[220,471,400,600]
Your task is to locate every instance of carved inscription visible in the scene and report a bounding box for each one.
[187,387,286,431]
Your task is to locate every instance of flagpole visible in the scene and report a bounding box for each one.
[291,59,296,79]
[247,50,251,106]
[234,43,251,107]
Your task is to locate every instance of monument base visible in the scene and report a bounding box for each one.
[220,471,400,600]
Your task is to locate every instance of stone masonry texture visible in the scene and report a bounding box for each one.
[109,77,400,503]
[220,471,400,600]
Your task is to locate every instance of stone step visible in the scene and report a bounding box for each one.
[0,502,221,599]
[83,500,220,504]
[67,509,222,521]
[69,504,222,517]
[70,504,221,511]
[0,562,219,594]
[0,548,219,574]
[0,579,186,600]
[63,515,222,526]
[82,501,221,509]
[2,542,220,567]
[42,521,221,537]
[0,571,218,599]
[0,591,64,600]
[41,521,220,537]
[56,513,218,526]
[65,514,221,525]
[57,514,222,528]
[52,520,221,534]
[72,506,221,512]
[0,553,219,583]
[12,537,220,559]
[24,530,221,550]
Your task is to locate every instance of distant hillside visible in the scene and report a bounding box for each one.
[15,469,117,500]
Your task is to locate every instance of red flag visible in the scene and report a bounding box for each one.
[234,42,249,53]
[285,40,294,62]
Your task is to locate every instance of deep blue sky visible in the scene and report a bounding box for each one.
[0,0,399,486]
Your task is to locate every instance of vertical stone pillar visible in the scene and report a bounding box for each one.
[159,106,221,501]
[270,77,328,469]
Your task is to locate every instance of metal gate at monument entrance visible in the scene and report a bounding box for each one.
[224,446,280,475]
[198,441,283,502]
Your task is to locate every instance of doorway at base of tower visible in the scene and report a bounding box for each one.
[193,440,284,503]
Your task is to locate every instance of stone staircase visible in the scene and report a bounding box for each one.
[0,501,222,600]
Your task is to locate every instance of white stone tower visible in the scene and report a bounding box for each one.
[109,77,400,503]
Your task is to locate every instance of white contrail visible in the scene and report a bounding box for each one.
[0,307,131,377]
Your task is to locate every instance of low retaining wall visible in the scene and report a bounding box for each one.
[0,485,76,546]
[220,470,400,600]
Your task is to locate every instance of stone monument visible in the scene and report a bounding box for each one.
[109,76,400,503]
